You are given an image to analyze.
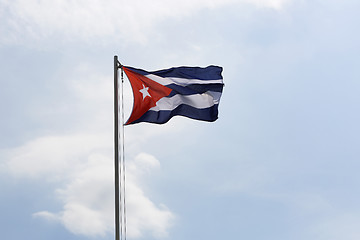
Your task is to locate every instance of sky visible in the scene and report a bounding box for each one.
[1,0,360,239]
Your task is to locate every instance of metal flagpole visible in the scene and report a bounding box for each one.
[114,56,120,240]
[114,55,127,240]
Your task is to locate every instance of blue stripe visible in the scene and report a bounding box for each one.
[127,104,220,125]
[167,83,224,97]
[124,66,223,80]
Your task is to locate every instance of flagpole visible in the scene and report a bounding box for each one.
[114,56,120,240]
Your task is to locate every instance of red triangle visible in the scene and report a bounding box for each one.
[123,67,172,124]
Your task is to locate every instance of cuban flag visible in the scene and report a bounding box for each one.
[122,65,224,125]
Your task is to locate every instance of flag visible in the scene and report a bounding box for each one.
[123,65,224,125]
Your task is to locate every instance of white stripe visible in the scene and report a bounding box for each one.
[208,91,222,104]
[149,92,219,111]
[145,74,223,86]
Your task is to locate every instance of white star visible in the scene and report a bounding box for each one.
[139,84,151,100]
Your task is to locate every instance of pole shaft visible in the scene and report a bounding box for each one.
[114,56,120,240]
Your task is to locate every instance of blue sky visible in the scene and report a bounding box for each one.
[1,0,360,239]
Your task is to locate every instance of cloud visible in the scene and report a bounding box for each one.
[247,0,290,9]
[6,134,108,179]
[3,63,175,238]
[124,153,174,238]
[1,0,291,45]
[19,143,175,238]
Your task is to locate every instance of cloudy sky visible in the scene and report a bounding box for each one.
[1,0,360,239]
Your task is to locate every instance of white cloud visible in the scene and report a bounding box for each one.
[124,153,174,238]
[24,146,174,238]
[6,133,107,179]
[246,0,290,10]
[3,63,175,238]
[1,0,291,45]
[33,211,59,222]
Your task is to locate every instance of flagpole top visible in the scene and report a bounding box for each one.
[114,55,123,69]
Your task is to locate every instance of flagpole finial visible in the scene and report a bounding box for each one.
[114,55,123,69]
